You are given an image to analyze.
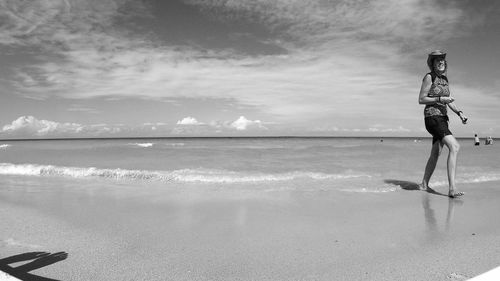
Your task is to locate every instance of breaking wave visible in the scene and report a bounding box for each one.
[431,172,500,187]
[0,163,369,184]
[129,143,154,148]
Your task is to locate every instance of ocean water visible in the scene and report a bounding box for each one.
[1,137,499,193]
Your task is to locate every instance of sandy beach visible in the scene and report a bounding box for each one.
[2,0,500,279]
[1,178,500,281]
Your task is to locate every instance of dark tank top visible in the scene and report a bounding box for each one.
[424,72,450,117]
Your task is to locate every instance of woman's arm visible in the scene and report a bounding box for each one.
[448,102,468,124]
[447,102,461,115]
[418,74,435,104]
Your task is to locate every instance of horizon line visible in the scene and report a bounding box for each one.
[0,135,486,141]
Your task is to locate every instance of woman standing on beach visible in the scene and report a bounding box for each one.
[418,50,468,198]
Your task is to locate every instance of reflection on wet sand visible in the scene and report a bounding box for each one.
[383,179,465,239]
[421,192,463,240]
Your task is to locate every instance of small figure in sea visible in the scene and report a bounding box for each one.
[474,134,480,146]
[418,50,468,198]
[485,136,493,145]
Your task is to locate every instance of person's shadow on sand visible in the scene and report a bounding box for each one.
[384,179,449,197]
[0,251,68,281]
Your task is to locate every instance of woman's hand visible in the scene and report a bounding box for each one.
[440,96,455,104]
[459,112,468,124]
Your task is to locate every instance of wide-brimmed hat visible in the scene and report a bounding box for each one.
[427,50,447,69]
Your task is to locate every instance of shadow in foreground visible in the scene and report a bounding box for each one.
[384,179,448,197]
[0,251,68,281]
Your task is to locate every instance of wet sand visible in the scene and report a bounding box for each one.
[1,180,500,280]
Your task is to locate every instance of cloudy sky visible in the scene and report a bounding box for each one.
[1,0,499,139]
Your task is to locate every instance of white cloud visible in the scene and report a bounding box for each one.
[4,0,472,110]
[230,116,266,131]
[0,115,272,138]
[0,116,157,138]
[176,117,203,125]
[1,116,84,136]
[171,116,268,135]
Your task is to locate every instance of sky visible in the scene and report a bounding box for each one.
[1,0,500,139]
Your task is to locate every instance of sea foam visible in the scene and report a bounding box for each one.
[431,172,500,187]
[130,143,154,148]
[0,144,11,149]
[0,163,368,184]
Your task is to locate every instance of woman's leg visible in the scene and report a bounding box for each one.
[441,135,464,197]
[421,140,443,190]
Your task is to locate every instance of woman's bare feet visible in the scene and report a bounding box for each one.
[448,190,465,198]
[419,183,430,191]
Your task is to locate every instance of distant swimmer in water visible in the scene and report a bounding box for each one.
[418,50,468,198]
[474,134,480,146]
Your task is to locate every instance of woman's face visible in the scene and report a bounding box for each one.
[433,58,446,72]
